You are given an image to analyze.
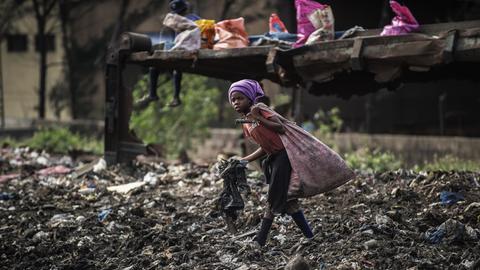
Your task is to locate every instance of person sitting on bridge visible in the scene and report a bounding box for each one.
[136,0,200,109]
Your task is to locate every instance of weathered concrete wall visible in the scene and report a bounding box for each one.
[333,133,480,166]
[189,129,480,165]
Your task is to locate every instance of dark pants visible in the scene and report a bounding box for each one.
[263,149,292,214]
[148,67,182,102]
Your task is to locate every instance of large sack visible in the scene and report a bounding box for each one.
[255,103,355,198]
[213,17,249,50]
[163,13,201,51]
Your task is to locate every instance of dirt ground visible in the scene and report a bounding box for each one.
[1,147,479,270]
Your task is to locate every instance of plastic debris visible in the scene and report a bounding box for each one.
[294,0,329,47]
[0,145,478,269]
[0,192,16,200]
[107,182,146,194]
[47,213,77,228]
[440,191,464,206]
[380,0,419,36]
[0,173,20,184]
[269,13,288,33]
[93,158,107,173]
[424,218,479,244]
[195,19,215,49]
[98,209,112,223]
[338,25,366,39]
[143,172,160,187]
[37,165,71,176]
[273,234,287,245]
[213,17,249,50]
[305,5,335,45]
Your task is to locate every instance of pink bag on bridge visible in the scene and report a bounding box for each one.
[381,0,419,36]
[294,0,328,47]
[213,17,249,50]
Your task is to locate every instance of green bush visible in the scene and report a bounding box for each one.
[415,155,480,172]
[345,147,402,173]
[25,127,103,154]
[0,137,19,148]
[311,107,343,150]
[130,74,219,158]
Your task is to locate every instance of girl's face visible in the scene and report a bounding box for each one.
[230,92,251,114]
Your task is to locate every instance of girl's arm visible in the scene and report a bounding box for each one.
[241,147,266,162]
[248,107,286,134]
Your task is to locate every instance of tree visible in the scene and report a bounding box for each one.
[32,0,57,119]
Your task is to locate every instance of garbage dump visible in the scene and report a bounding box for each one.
[1,147,479,269]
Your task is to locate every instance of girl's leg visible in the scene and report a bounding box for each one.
[254,208,274,246]
[287,200,314,238]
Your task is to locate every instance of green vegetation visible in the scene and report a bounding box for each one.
[415,155,480,172]
[345,147,403,173]
[0,128,103,154]
[130,74,219,158]
[311,107,343,150]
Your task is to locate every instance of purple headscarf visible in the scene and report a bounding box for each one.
[228,79,264,104]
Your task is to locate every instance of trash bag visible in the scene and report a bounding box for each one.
[424,218,479,244]
[305,5,335,45]
[216,158,249,220]
[213,17,249,50]
[163,13,201,51]
[195,19,216,49]
[380,0,419,36]
[440,191,464,206]
[294,0,328,47]
[269,13,288,34]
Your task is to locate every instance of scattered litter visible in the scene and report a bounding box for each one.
[285,255,311,270]
[424,218,479,244]
[37,165,71,176]
[273,234,287,245]
[294,0,329,47]
[269,13,288,33]
[143,172,160,187]
[98,209,112,223]
[0,146,478,269]
[381,0,419,36]
[107,181,146,194]
[0,173,20,184]
[0,192,16,200]
[440,191,464,206]
[93,158,107,173]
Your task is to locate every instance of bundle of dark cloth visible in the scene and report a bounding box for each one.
[216,158,249,221]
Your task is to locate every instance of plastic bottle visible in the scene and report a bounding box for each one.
[269,13,288,33]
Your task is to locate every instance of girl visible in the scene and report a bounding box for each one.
[229,79,354,246]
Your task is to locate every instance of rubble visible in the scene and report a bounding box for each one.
[0,147,479,269]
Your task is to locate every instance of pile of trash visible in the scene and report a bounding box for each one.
[1,147,479,269]
[159,0,419,51]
